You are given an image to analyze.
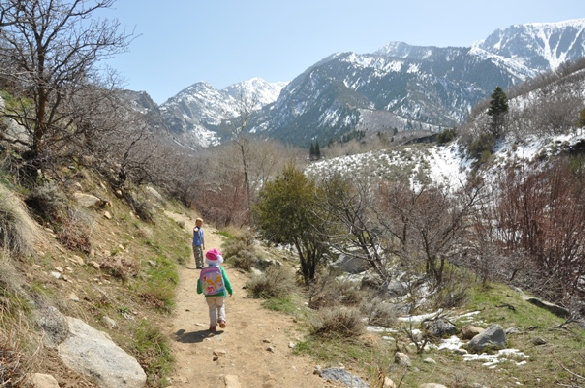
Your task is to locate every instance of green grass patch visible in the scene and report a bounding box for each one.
[261,293,309,321]
[294,334,393,381]
[132,320,174,388]
[287,277,585,387]
[138,255,178,312]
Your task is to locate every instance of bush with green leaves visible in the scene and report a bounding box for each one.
[468,132,496,165]
[437,128,457,145]
[253,165,329,285]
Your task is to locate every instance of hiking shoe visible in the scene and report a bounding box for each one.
[218,320,226,328]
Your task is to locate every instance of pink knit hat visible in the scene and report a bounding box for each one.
[205,248,223,266]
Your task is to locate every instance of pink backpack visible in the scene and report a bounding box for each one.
[199,266,225,296]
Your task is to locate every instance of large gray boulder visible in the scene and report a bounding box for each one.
[319,368,370,387]
[58,317,146,388]
[425,318,458,338]
[465,324,506,353]
[524,296,570,318]
[331,253,369,274]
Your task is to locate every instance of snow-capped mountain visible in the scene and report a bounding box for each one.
[306,64,585,191]
[158,78,287,148]
[471,19,585,74]
[156,19,585,148]
[252,19,585,147]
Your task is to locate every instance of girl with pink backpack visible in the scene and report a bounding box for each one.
[196,248,233,333]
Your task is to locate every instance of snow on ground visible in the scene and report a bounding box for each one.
[306,129,585,192]
[436,335,528,367]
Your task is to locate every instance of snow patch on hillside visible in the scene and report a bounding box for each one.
[306,129,585,191]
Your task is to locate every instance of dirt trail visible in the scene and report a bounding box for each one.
[163,213,340,388]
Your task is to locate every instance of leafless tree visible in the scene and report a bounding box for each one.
[318,175,391,284]
[0,0,133,177]
[492,160,585,302]
[376,178,482,289]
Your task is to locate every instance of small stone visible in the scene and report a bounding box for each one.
[102,316,117,329]
[69,255,85,266]
[28,373,60,388]
[103,211,113,219]
[288,341,296,348]
[50,271,62,279]
[383,377,397,388]
[68,293,80,302]
[423,357,437,364]
[532,337,547,345]
[263,338,271,343]
[266,346,275,353]
[394,352,411,366]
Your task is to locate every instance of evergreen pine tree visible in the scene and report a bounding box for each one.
[487,87,509,138]
[315,142,321,160]
[309,142,315,160]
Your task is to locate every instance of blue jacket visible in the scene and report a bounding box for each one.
[192,227,204,246]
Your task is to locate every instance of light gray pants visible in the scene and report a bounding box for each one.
[206,296,226,327]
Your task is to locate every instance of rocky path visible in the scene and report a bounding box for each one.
[162,214,341,387]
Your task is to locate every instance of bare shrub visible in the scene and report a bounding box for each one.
[230,250,257,271]
[0,325,31,387]
[24,181,66,223]
[363,297,399,327]
[476,159,585,305]
[223,229,258,271]
[0,185,37,255]
[245,265,295,299]
[311,306,364,338]
[99,256,139,281]
[56,208,93,254]
[432,266,473,309]
[308,270,363,309]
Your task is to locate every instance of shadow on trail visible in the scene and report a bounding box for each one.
[174,328,224,343]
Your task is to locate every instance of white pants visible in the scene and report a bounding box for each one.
[206,296,225,327]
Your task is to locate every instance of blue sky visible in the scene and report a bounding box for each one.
[101,1,585,104]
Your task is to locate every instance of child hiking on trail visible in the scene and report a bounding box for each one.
[192,218,205,268]
[197,248,233,333]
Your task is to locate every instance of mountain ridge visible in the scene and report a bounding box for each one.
[148,19,585,148]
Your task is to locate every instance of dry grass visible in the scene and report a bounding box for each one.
[308,270,364,309]
[311,306,364,338]
[56,208,94,254]
[246,265,295,298]
[0,255,40,387]
[0,184,38,255]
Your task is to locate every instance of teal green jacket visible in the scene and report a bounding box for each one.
[196,266,233,297]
